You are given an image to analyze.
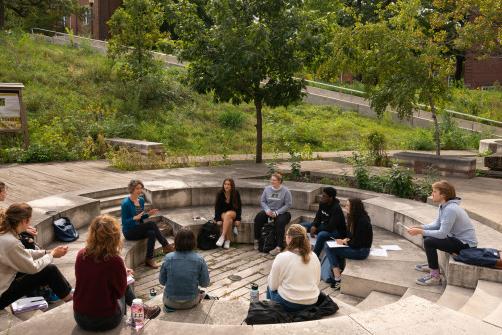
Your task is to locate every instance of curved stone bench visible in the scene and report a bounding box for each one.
[479,139,502,154]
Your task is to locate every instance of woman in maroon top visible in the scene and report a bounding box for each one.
[73,215,160,332]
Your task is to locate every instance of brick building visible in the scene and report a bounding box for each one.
[464,54,502,88]
[66,0,122,41]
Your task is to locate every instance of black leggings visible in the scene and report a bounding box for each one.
[254,210,291,249]
[424,236,470,270]
[124,222,168,259]
[0,264,72,309]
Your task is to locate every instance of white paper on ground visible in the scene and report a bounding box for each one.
[370,248,388,257]
[380,244,402,251]
[326,240,348,248]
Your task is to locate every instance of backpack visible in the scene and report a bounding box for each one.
[244,300,291,325]
[258,222,276,253]
[453,248,502,269]
[53,216,79,242]
[197,221,220,250]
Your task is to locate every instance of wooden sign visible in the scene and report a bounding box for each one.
[0,83,29,147]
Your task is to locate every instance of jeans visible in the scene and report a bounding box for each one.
[254,211,291,249]
[423,236,470,270]
[266,287,315,313]
[124,221,168,259]
[301,222,343,257]
[325,245,370,270]
[0,264,72,310]
[164,292,204,310]
[74,285,135,332]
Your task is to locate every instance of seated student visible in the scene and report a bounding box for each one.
[159,229,210,310]
[74,215,160,332]
[408,180,477,286]
[302,187,347,257]
[254,173,292,256]
[121,179,174,269]
[0,203,73,310]
[325,198,372,290]
[267,224,320,312]
[214,178,242,249]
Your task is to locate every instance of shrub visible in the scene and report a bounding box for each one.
[407,129,435,151]
[385,165,415,198]
[364,130,389,166]
[218,109,246,129]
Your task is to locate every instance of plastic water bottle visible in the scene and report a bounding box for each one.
[250,283,259,302]
[149,288,157,298]
[131,298,144,330]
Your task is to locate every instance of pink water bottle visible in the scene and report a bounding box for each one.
[131,298,144,330]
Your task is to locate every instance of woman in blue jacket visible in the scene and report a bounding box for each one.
[121,180,173,268]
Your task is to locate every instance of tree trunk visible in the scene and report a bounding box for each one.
[254,98,263,163]
[429,97,441,156]
[0,0,5,30]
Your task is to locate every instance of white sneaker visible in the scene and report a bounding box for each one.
[223,240,230,249]
[233,226,239,236]
[254,240,259,250]
[269,247,281,256]
[216,235,225,247]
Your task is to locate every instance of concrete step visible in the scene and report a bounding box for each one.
[79,187,129,200]
[349,295,502,335]
[356,291,400,311]
[333,293,363,306]
[0,309,24,333]
[309,203,319,212]
[484,301,502,329]
[400,288,441,302]
[436,285,474,311]
[102,203,152,217]
[330,297,361,316]
[99,194,128,209]
[458,280,502,319]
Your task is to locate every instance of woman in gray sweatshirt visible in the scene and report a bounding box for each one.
[408,180,477,286]
[254,173,293,256]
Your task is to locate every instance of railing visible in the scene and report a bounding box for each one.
[30,27,502,129]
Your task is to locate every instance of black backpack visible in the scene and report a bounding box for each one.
[197,221,220,250]
[258,222,276,253]
[53,216,79,242]
[244,300,291,325]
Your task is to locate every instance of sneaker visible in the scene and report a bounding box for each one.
[216,235,225,247]
[223,240,230,249]
[331,280,341,290]
[269,247,281,256]
[415,263,430,273]
[144,305,161,320]
[145,258,160,269]
[254,240,259,250]
[416,274,441,286]
[233,226,239,236]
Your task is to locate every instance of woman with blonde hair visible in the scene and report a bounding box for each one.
[0,203,72,309]
[267,224,320,312]
[73,215,160,332]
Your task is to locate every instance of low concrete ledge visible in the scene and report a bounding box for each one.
[485,153,502,171]
[105,138,165,156]
[479,139,502,154]
[394,152,477,178]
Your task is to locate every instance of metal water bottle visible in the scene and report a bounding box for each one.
[250,283,259,302]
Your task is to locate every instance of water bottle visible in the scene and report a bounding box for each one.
[267,216,273,224]
[250,283,259,302]
[149,288,157,298]
[131,298,144,330]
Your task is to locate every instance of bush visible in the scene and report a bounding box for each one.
[218,109,246,129]
[407,129,435,151]
[364,130,389,166]
[385,165,414,198]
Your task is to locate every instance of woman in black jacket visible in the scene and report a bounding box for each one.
[214,178,242,249]
[325,198,373,290]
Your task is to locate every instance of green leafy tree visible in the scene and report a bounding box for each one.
[171,0,312,163]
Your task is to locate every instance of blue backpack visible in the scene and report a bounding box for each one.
[53,216,79,242]
[453,248,500,268]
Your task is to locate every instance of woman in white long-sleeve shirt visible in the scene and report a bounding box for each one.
[0,203,73,309]
[267,224,320,312]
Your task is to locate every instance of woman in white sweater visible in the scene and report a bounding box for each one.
[0,203,73,309]
[267,224,321,312]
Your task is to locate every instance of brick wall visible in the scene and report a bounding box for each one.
[464,53,502,88]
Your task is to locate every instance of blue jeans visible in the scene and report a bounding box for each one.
[266,287,315,313]
[301,222,342,257]
[325,245,370,270]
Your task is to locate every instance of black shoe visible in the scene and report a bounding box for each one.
[331,280,341,290]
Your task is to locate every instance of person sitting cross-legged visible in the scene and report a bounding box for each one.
[301,187,347,257]
[325,198,373,290]
[407,180,477,286]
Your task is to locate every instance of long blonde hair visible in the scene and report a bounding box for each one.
[285,224,311,264]
[85,215,123,261]
[0,203,32,235]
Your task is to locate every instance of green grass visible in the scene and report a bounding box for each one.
[0,32,483,163]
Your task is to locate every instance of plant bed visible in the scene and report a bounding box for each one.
[394,152,476,178]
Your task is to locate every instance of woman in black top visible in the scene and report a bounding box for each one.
[214,178,242,249]
[325,198,373,290]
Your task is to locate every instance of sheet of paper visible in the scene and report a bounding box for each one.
[309,236,317,246]
[326,240,348,248]
[370,248,388,257]
[380,244,402,251]
[127,275,135,285]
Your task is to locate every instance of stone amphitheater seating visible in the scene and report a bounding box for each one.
[2,179,502,334]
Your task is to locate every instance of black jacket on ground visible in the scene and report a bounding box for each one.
[214,191,242,222]
[347,214,373,249]
[311,200,347,237]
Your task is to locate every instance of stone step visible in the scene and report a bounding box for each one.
[484,301,502,329]
[80,187,129,200]
[0,309,24,333]
[355,291,400,311]
[99,194,129,209]
[102,203,152,218]
[330,297,361,316]
[436,285,474,311]
[333,293,363,306]
[458,280,502,319]
[349,295,502,335]
[400,288,441,303]
[309,203,319,212]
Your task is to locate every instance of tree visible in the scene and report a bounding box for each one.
[0,0,80,31]
[171,0,312,163]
